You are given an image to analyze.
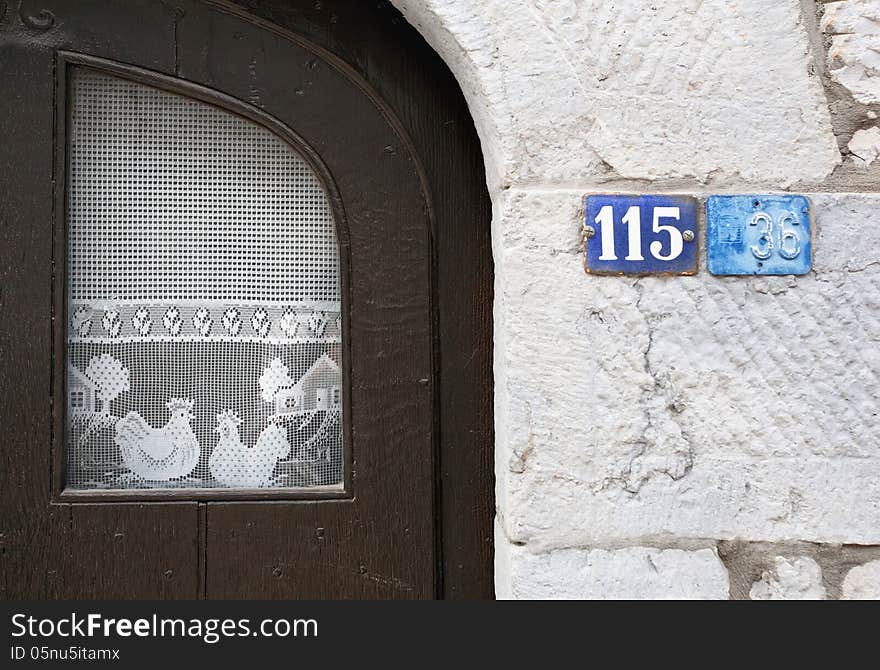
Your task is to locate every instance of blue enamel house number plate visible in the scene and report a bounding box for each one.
[583,194,699,275]
[707,195,812,276]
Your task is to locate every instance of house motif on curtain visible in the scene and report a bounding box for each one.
[274,353,342,418]
[68,365,98,416]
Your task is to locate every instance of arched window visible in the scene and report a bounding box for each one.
[65,68,343,491]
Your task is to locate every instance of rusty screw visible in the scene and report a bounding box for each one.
[583,225,596,238]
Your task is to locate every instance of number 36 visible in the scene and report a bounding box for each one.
[594,205,687,262]
[749,211,802,261]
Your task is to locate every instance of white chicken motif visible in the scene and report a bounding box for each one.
[115,399,200,481]
[210,411,291,488]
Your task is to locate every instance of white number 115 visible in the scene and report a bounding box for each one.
[595,205,684,262]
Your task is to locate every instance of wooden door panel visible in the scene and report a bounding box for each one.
[0,0,493,599]
[205,500,430,599]
[0,18,201,599]
[1,0,178,73]
[2,505,200,599]
[47,504,202,600]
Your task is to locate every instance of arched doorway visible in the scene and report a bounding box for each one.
[0,0,493,599]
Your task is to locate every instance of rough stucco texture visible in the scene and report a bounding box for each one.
[496,526,730,599]
[392,0,841,188]
[495,190,880,553]
[389,0,880,598]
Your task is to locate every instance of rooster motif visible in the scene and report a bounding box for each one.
[210,411,290,488]
[115,399,199,481]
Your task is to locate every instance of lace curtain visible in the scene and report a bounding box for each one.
[65,68,343,490]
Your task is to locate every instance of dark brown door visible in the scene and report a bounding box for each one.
[0,0,493,599]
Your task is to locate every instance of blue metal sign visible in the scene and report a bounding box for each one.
[707,195,811,276]
[583,195,698,275]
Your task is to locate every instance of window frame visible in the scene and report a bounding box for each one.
[51,51,354,503]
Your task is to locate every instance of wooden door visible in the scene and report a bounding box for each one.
[0,0,493,599]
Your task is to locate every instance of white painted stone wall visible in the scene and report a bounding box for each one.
[823,0,880,105]
[749,556,827,600]
[389,0,880,598]
[842,560,880,598]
